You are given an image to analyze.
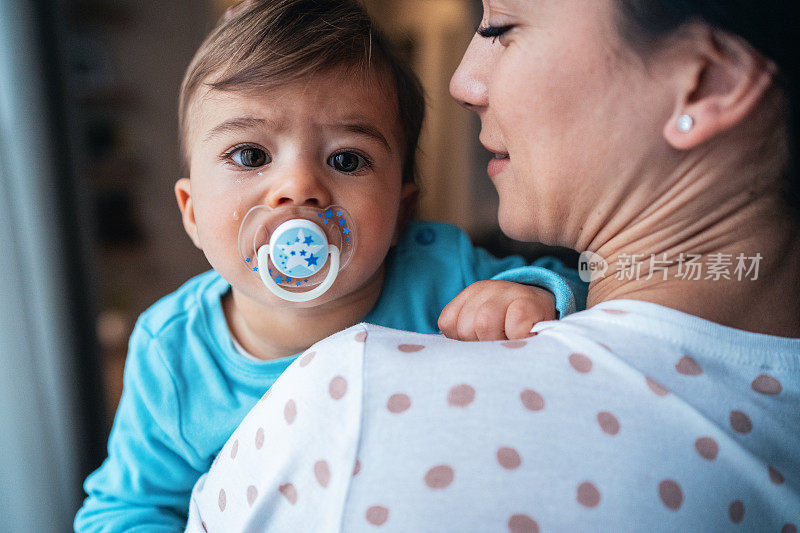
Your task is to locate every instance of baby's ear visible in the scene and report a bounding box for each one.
[174,178,201,249]
[392,182,419,245]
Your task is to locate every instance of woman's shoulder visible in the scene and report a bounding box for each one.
[339,311,799,530]
[188,314,799,531]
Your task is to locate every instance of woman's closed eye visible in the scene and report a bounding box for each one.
[477,24,513,43]
[328,151,373,174]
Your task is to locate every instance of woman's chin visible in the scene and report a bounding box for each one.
[497,208,536,243]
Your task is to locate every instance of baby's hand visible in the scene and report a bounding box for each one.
[438,281,556,341]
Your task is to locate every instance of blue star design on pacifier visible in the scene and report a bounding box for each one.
[273,227,328,278]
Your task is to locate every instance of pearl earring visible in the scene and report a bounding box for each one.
[677,114,694,133]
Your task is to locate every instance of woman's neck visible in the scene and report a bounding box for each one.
[222,266,385,360]
[587,192,800,338]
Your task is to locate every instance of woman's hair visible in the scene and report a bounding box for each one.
[615,1,800,212]
[178,0,425,184]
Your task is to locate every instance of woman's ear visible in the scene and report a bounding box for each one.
[175,178,202,249]
[392,182,420,245]
[664,28,777,150]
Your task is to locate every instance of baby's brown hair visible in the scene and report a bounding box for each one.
[178,0,425,184]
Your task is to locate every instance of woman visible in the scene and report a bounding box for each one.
[186,0,799,530]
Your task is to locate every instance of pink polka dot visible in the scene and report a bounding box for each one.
[284,399,297,424]
[329,376,348,400]
[447,384,476,407]
[730,410,752,434]
[497,447,522,470]
[246,485,258,507]
[569,353,593,373]
[729,500,745,523]
[675,356,703,376]
[601,309,628,315]
[501,340,527,349]
[387,393,411,413]
[353,459,361,477]
[751,374,782,395]
[658,479,683,510]
[769,465,785,485]
[694,437,718,460]
[398,344,425,353]
[279,483,297,505]
[315,460,331,487]
[577,481,601,508]
[424,465,455,489]
[218,488,226,511]
[255,427,265,449]
[299,351,316,367]
[366,505,389,526]
[230,439,239,459]
[782,523,797,533]
[597,411,620,435]
[508,514,539,533]
[520,389,545,411]
[646,376,670,396]
[355,331,368,343]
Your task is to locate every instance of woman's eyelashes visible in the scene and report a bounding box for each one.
[477,24,512,43]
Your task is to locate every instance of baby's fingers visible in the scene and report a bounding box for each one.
[438,293,467,339]
[504,297,547,339]
[473,299,511,341]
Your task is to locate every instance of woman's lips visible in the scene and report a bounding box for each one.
[487,153,510,178]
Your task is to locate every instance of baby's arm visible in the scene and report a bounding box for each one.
[449,229,588,341]
[438,280,556,341]
[74,323,205,532]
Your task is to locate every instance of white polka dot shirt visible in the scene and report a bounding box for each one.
[186,300,800,532]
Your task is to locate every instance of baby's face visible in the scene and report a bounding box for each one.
[177,71,415,307]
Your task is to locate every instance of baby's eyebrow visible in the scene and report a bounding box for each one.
[202,116,272,143]
[333,123,392,153]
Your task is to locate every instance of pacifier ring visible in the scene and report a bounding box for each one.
[237,204,357,304]
[258,243,340,303]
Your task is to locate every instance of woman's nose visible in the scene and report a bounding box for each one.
[265,163,332,209]
[450,33,491,112]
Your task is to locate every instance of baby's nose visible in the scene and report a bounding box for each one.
[266,165,332,209]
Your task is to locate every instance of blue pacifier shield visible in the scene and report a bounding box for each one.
[270,220,328,278]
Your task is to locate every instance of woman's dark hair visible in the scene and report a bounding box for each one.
[616,1,800,213]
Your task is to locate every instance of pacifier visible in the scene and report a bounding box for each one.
[237,205,356,303]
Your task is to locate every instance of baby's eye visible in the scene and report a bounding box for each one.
[230,146,270,167]
[328,151,370,174]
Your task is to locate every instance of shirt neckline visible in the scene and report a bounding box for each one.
[583,299,800,369]
[200,273,300,377]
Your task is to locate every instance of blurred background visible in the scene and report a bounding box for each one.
[0,0,576,529]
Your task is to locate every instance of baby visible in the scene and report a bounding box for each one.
[74,0,586,530]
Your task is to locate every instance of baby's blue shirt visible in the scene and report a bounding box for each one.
[74,221,586,532]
